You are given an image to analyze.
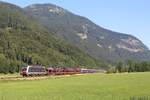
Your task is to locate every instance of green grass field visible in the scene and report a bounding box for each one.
[0,72,150,100]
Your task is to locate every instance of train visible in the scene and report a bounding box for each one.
[20,65,102,77]
[20,65,47,77]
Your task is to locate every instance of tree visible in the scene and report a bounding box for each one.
[116,61,123,73]
[0,54,9,74]
[127,60,135,72]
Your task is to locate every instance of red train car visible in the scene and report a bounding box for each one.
[46,67,81,75]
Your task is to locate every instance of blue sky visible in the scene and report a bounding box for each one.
[2,0,150,49]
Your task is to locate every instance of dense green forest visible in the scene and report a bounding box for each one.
[0,3,104,74]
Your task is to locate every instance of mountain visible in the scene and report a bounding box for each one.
[0,2,102,73]
[25,4,150,63]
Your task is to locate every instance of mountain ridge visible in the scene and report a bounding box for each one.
[24,3,150,63]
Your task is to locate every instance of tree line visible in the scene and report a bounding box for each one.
[107,60,150,73]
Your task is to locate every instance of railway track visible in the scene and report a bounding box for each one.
[0,74,85,81]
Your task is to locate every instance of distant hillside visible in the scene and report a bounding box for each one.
[25,4,150,63]
[0,2,102,73]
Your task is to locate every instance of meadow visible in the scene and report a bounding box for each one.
[0,72,150,100]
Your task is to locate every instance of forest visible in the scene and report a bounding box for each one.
[107,60,150,73]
